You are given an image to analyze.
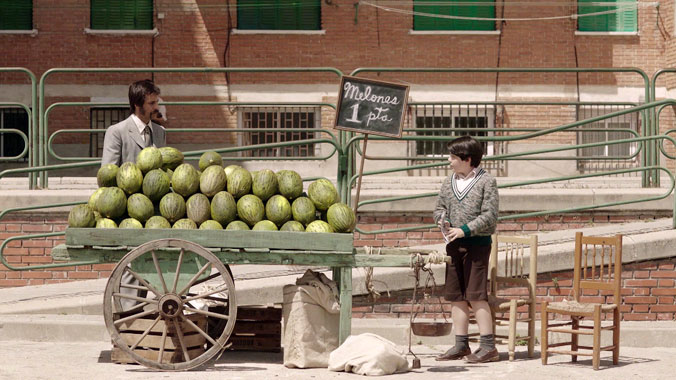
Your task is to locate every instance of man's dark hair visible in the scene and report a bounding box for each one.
[448,135,484,167]
[128,79,160,114]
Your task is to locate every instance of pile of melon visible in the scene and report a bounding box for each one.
[68,147,356,233]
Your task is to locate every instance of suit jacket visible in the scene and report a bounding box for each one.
[101,115,167,166]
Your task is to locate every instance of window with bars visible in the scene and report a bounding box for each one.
[237,0,321,30]
[0,108,29,160]
[239,108,318,157]
[414,107,494,156]
[577,0,637,32]
[90,0,153,30]
[0,0,32,30]
[413,0,495,31]
[90,107,129,157]
[576,105,639,172]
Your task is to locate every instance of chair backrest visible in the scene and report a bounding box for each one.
[489,234,538,298]
[573,232,623,304]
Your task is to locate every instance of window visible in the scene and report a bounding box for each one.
[413,0,495,31]
[90,0,153,30]
[0,0,32,30]
[414,106,494,156]
[576,105,639,172]
[0,108,29,160]
[237,0,321,30]
[577,0,637,32]
[91,107,128,157]
[239,108,318,157]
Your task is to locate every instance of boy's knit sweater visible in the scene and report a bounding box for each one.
[433,167,499,244]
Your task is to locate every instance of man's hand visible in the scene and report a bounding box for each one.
[445,227,465,242]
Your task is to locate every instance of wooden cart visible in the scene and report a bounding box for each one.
[52,228,424,371]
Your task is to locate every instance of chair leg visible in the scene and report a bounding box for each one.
[613,308,620,365]
[527,301,535,358]
[541,301,549,365]
[592,305,602,370]
[508,300,517,361]
[571,317,579,362]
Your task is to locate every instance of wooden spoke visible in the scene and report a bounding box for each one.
[113,308,157,326]
[130,315,162,350]
[177,261,212,296]
[180,314,219,348]
[184,285,230,303]
[185,294,228,303]
[151,250,169,294]
[112,292,159,305]
[188,272,220,288]
[157,322,168,364]
[171,248,185,293]
[172,318,191,362]
[183,306,230,320]
[119,283,152,292]
[125,268,162,298]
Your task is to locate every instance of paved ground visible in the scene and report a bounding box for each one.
[0,341,672,380]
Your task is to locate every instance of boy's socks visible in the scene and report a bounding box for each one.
[479,334,496,351]
[453,334,470,352]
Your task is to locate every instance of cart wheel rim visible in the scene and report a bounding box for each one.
[103,238,237,371]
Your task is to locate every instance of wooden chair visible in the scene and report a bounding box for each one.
[541,232,622,370]
[487,234,538,361]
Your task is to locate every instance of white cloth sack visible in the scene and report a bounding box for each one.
[328,333,410,376]
[283,270,340,368]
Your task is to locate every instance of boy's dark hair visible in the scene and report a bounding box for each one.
[128,79,160,114]
[448,135,484,167]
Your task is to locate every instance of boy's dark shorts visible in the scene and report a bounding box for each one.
[444,239,491,302]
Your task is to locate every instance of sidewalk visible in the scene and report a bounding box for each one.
[0,340,673,380]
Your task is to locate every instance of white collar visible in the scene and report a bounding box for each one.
[131,114,150,135]
[454,166,479,181]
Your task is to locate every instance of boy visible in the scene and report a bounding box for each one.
[433,135,499,363]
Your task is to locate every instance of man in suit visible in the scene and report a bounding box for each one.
[102,79,167,166]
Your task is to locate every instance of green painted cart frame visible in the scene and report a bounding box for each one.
[51,228,420,371]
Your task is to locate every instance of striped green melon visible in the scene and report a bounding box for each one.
[236,194,265,227]
[226,220,250,230]
[136,147,163,174]
[200,165,227,197]
[210,191,237,226]
[186,193,211,225]
[280,220,305,232]
[96,218,117,228]
[127,193,154,223]
[227,167,252,198]
[160,146,184,170]
[97,164,119,187]
[142,169,171,202]
[199,220,223,230]
[224,164,243,179]
[305,220,334,233]
[265,195,291,227]
[116,162,143,196]
[252,169,278,202]
[145,215,171,229]
[253,220,278,231]
[199,151,223,171]
[159,192,186,223]
[307,179,338,211]
[276,170,303,200]
[172,163,200,197]
[68,204,96,228]
[291,197,316,226]
[119,218,143,229]
[327,203,356,233]
[96,187,127,219]
[173,218,197,229]
[88,187,106,212]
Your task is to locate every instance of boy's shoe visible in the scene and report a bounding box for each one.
[464,347,499,363]
[435,347,471,361]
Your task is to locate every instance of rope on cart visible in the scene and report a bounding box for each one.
[363,246,390,301]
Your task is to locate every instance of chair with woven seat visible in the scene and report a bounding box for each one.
[541,232,623,370]
[487,234,538,361]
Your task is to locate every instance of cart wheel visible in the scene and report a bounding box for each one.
[103,239,237,371]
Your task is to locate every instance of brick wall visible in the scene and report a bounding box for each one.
[352,257,676,322]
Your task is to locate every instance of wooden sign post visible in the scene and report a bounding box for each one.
[334,76,409,213]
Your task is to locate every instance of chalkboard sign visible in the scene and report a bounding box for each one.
[334,76,409,138]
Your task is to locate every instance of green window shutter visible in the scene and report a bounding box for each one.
[0,0,32,30]
[578,0,637,32]
[414,0,495,31]
[91,0,153,30]
[237,0,320,30]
